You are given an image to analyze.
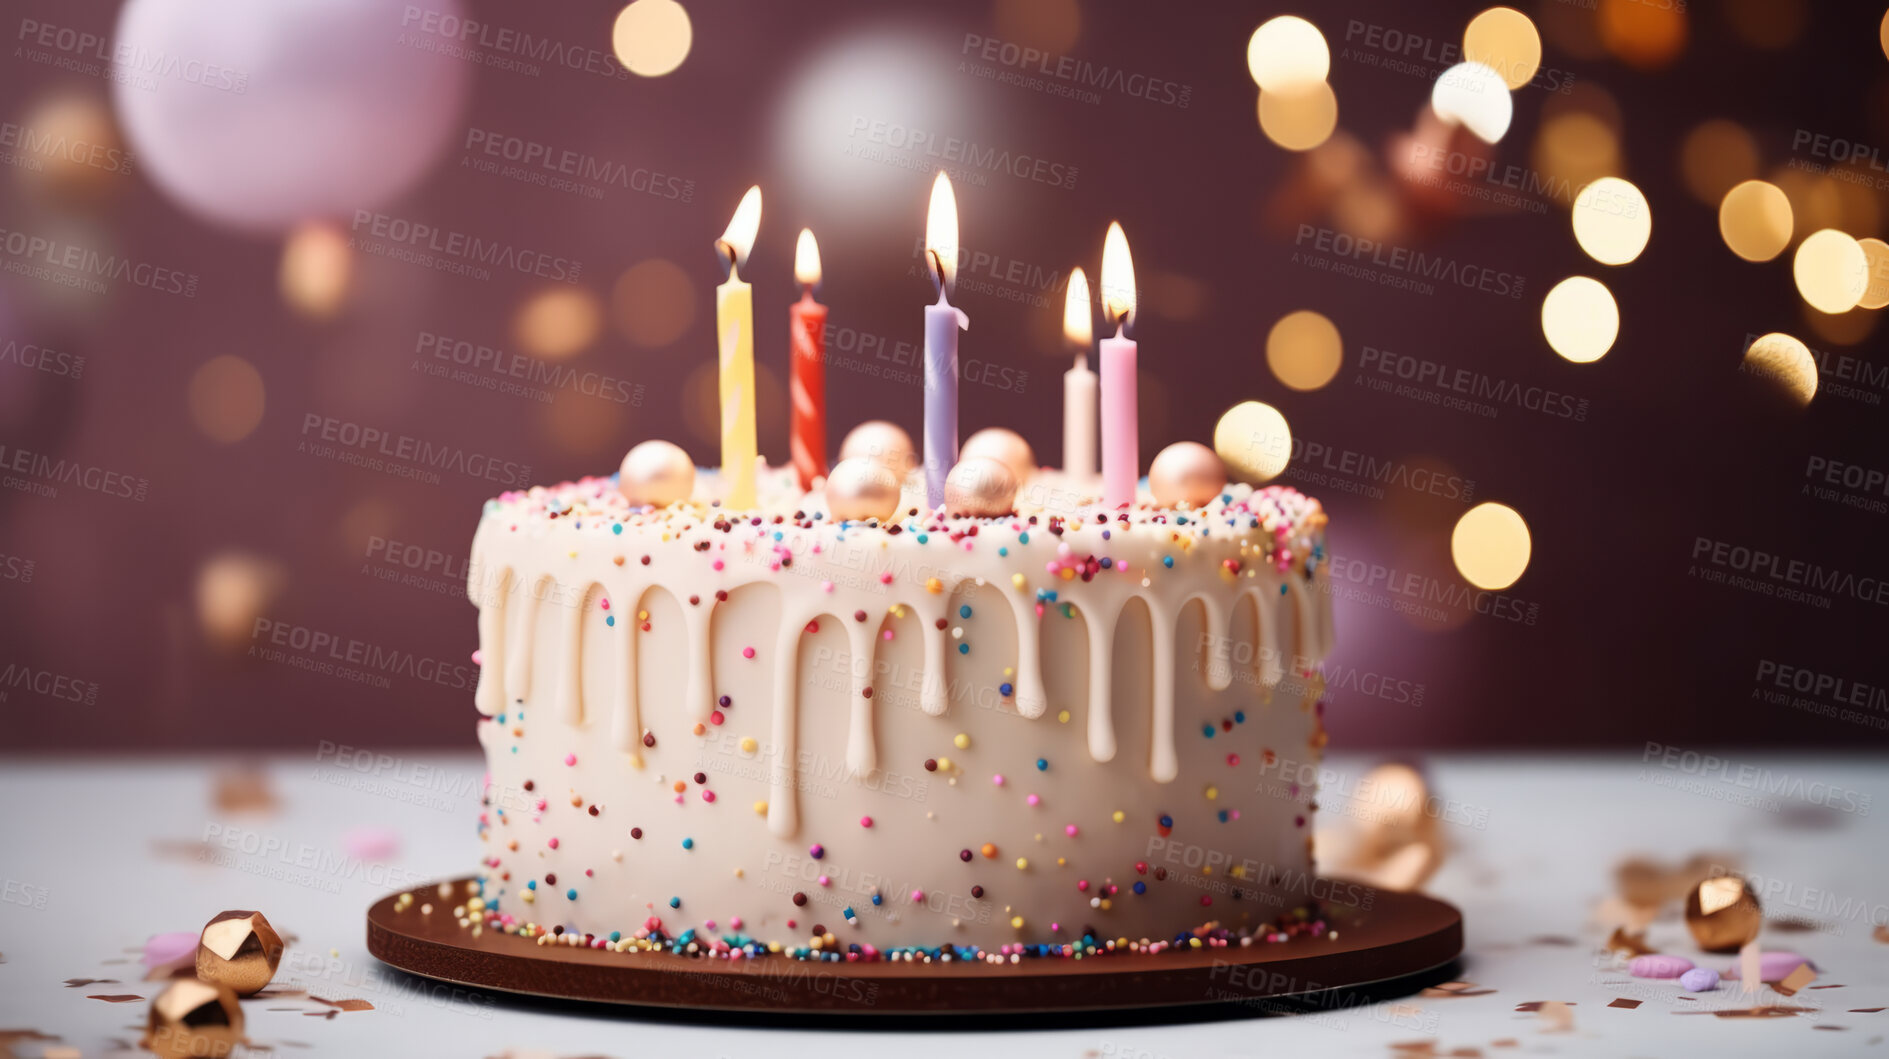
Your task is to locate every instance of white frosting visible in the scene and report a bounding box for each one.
[469,468,1333,952]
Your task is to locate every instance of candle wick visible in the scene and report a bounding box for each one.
[927,248,949,296]
[717,239,739,274]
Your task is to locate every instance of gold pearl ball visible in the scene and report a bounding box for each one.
[825,457,902,522]
[195,909,284,996]
[837,421,918,474]
[618,440,694,506]
[145,978,244,1058]
[1148,441,1228,508]
[960,428,1036,487]
[1685,876,1763,953]
[943,456,1018,517]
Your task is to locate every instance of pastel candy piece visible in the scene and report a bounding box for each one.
[1679,967,1720,992]
[1629,954,1695,978]
[1724,951,1813,980]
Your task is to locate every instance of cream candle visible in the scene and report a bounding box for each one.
[1062,266,1097,481]
[715,186,762,510]
[1099,221,1138,509]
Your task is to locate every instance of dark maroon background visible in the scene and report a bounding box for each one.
[2,0,1883,751]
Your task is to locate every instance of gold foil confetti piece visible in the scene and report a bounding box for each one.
[1607,998,1642,1009]
[1774,962,1818,997]
[1605,926,1656,958]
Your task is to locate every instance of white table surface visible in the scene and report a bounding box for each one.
[3,751,1885,1057]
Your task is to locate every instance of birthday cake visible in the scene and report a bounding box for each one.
[464,423,1335,963]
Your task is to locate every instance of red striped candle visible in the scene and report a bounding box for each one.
[789,228,828,490]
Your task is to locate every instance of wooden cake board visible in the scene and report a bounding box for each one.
[367,878,1462,1017]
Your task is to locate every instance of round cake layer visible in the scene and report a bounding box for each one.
[467,470,1333,957]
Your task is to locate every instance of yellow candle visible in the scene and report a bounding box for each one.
[716,186,762,509]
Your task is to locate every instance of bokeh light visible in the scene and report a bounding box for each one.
[1769,166,1845,236]
[187,356,266,444]
[611,259,697,348]
[1265,310,1342,392]
[1431,62,1512,144]
[1717,180,1794,263]
[612,0,693,77]
[1451,502,1531,591]
[513,287,603,360]
[1213,401,1292,484]
[1540,277,1618,363]
[1597,0,1687,69]
[1858,237,1889,311]
[1792,229,1869,314]
[1463,7,1541,91]
[14,92,129,205]
[196,552,286,653]
[1531,111,1620,192]
[1571,177,1651,266]
[1740,332,1817,407]
[1257,82,1338,152]
[1678,120,1758,206]
[1246,16,1329,92]
[278,222,353,320]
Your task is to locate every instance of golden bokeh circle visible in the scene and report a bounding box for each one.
[1571,177,1651,266]
[197,552,285,652]
[1463,7,1541,91]
[1857,237,1889,311]
[1597,0,1687,69]
[1741,332,1817,407]
[1451,502,1531,591]
[1246,16,1329,92]
[1716,180,1793,263]
[612,0,693,77]
[611,258,697,348]
[1532,111,1620,192]
[1431,62,1512,144]
[1213,401,1292,484]
[513,287,603,360]
[1540,276,1618,363]
[188,356,266,444]
[1265,310,1342,392]
[1257,81,1338,152]
[278,222,352,320]
[1792,229,1869,314]
[1679,120,1758,206]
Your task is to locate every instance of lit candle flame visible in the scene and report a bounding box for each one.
[718,185,762,271]
[1100,221,1135,332]
[1063,266,1093,349]
[925,171,958,297]
[795,228,821,288]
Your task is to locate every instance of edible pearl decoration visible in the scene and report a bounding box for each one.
[837,420,918,474]
[1148,441,1227,508]
[943,456,1018,517]
[618,440,694,506]
[825,457,902,522]
[960,427,1036,488]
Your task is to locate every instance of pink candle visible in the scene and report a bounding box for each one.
[1099,222,1138,509]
